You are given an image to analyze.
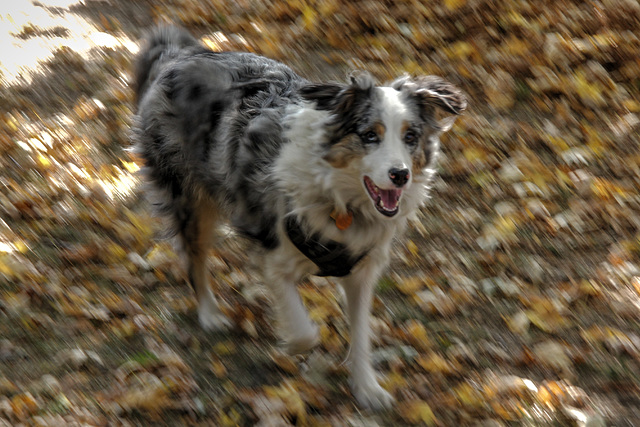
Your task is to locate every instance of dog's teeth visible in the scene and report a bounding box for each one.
[378,197,397,212]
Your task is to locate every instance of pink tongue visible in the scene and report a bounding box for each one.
[380,189,401,209]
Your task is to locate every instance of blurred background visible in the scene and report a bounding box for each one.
[1,0,639,425]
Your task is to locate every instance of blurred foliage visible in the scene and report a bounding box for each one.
[0,0,640,425]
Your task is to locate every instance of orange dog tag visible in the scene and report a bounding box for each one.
[331,209,353,230]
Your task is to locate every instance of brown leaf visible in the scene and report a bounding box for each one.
[270,349,299,375]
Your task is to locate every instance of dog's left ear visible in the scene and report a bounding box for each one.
[393,75,467,132]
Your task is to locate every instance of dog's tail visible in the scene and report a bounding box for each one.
[134,25,201,104]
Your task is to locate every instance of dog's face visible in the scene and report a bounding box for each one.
[301,73,467,218]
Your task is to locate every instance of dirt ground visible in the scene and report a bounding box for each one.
[1,0,640,426]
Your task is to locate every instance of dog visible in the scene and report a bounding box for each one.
[132,26,466,410]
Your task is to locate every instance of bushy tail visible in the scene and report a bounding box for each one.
[134,26,201,104]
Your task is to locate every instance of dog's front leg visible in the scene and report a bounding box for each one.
[263,254,320,354]
[342,260,394,410]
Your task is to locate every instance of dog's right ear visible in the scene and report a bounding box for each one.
[299,83,347,111]
[300,71,376,112]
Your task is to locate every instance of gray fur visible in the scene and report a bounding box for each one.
[133,25,467,410]
[134,27,307,250]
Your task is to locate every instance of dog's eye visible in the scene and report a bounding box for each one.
[404,130,418,146]
[362,131,379,144]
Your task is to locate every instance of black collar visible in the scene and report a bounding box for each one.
[284,215,367,277]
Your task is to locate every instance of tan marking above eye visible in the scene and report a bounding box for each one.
[401,121,411,135]
[373,122,385,139]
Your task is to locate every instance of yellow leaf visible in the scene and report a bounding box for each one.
[523,297,570,333]
[574,71,605,107]
[491,399,526,421]
[211,359,227,378]
[398,400,437,425]
[555,168,572,186]
[318,0,339,16]
[396,276,426,295]
[453,382,484,409]
[13,241,28,253]
[402,59,423,75]
[448,41,474,59]
[623,99,640,112]
[417,353,459,375]
[407,240,419,258]
[37,153,51,168]
[219,408,242,427]
[591,178,626,200]
[380,371,408,395]
[264,381,307,424]
[526,310,569,333]
[463,146,487,162]
[404,320,431,350]
[495,216,519,235]
[103,243,127,264]
[121,160,139,173]
[537,380,567,409]
[10,393,39,419]
[212,341,236,355]
[579,279,602,297]
[547,135,570,151]
[444,0,466,10]
[202,36,222,52]
[6,115,18,132]
[503,36,530,56]
[302,5,316,30]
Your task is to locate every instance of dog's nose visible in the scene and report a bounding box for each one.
[388,168,410,187]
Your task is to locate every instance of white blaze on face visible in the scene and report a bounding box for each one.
[367,87,413,188]
[361,86,415,218]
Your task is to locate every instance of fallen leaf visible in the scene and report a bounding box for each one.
[397,399,437,425]
[532,341,574,378]
[505,310,530,336]
[416,352,460,375]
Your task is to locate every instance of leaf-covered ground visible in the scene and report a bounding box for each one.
[1,0,640,425]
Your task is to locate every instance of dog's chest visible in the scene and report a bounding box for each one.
[284,215,368,277]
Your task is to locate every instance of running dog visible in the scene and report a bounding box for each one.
[133,26,466,410]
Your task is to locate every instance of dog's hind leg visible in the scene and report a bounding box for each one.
[178,200,232,331]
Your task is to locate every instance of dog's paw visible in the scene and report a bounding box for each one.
[199,311,233,331]
[282,323,320,355]
[197,295,232,331]
[351,378,394,411]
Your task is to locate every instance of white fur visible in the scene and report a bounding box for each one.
[265,90,437,409]
[135,27,463,411]
[364,87,414,192]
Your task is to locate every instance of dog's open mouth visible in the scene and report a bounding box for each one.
[363,176,401,217]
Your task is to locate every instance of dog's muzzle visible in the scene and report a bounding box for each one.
[363,175,403,217]
[388,167,410,187]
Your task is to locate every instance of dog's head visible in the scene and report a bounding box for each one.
[300,72,467,219]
